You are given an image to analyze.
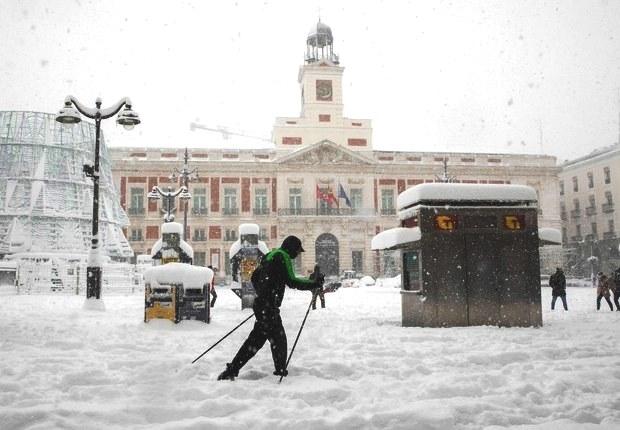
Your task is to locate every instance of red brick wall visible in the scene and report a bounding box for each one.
[211,178,220,212]
[148,177,158,212]
[209,226,221,240]
[397,179,406,194]
[241,178,251,213]
[373,179,378,209]
[282,137,302,145]
[271,225,277,239]
[146,226,159,240]
[347,138,367,146]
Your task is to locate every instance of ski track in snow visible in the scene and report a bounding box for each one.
[0,287,619,429]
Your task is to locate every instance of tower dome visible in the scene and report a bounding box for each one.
[305,20,339,64]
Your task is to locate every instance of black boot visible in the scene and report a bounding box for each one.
[217,363,238,381]
[273,368,288,377]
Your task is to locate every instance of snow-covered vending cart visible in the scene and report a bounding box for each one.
[230,223,269,309]
[144,263,213,323]
[145,222,212,323]
[372,183,555,328]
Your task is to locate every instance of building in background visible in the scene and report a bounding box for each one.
[110,21,561,278]
[0,111,132,260]
[559,143,620,277]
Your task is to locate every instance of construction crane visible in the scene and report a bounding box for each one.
[189,122,272,143]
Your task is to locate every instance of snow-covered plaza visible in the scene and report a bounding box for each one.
[1,285,619,430]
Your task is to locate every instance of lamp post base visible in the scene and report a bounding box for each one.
[86,266,102,299]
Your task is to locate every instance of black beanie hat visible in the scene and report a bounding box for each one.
[281,235,305,254]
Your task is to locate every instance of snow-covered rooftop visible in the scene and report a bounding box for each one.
[162,222,184,235]
[538,228,562,245]
[397,183,538,211]
[371,227,421,250]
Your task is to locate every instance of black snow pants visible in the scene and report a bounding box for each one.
[210,287,217,308]
[311,288,325,309]
[229,304,287,373]
[597,294,614,311]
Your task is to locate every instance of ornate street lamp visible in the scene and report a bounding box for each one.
[56,96,140,300]
[148,185,192,223]
[169,148,199,240]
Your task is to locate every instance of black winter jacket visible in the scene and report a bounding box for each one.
[253,248,317,309]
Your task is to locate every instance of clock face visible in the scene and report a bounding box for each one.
[316,80,333,101]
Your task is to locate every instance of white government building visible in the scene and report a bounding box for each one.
[110,21,562,280]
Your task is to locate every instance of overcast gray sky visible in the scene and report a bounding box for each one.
[1,0,619,162]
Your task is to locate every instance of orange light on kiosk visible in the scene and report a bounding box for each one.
[435,214,457,231]
[504,215,525,230]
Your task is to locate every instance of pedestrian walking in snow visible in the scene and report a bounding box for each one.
[309,269,326,310]
[596,272,614,311]
[549,267,567,311]
[207,266,218,308]
[609,269,620,311]
[217,235,324,381]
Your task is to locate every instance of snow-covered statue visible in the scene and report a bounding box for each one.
[150,222,193,265]
[229,223,269,309]
[145,222,212,323]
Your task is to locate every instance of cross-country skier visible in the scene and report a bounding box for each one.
[217,235,324,380]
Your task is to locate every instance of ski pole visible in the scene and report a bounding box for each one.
[279,265,322,383]
[192,313,254,364]
[279,296,313,383]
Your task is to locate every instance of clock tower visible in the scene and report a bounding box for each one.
[273,21,372,152]
[298,21,344,120]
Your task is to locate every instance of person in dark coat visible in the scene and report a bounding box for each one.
[217,235,324,381]
[549,267,567,311]
[611,267,620,311]
[309,268,326,310]
[207,266,217,308]
[596,272,614,311]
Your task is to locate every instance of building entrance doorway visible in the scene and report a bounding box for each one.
[315,233,339,277]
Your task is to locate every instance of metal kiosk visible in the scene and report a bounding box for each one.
[230,223,269,309]
[372,183,547,328]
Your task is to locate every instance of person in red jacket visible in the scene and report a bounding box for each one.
[217,236,324,381]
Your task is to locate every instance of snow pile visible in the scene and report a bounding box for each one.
[0,287,619,429]
[398,183,537,210]
[539,227,562,245]
[371,227,421,250]
[375,275,402,288]
[145,263,213,289]
[161,222,184,234]
[239,223,260,235]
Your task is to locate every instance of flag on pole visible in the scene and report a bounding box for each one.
[325,186,338,208]
[338,183,352,208]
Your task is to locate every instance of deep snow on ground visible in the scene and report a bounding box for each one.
[1,285,619,430]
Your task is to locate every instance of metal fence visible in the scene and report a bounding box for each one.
[1,261,143,296]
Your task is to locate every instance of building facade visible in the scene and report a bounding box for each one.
[559,143,620,276]
[110,22,561,279]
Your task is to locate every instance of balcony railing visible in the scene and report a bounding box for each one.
[570,209,581,219]
[253,207,270,215]
[585,206,597,216]
[128,207,145,216]
[380,208,396,216]
[224,235,238,242]
[192,236,207,242]
[602,203,614,213]
[191,207,208,215]
[603,231,617,240]
[585,234,598,241]
[130,236,143,242]
[222,207,239,215]
[277,208,378,216]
